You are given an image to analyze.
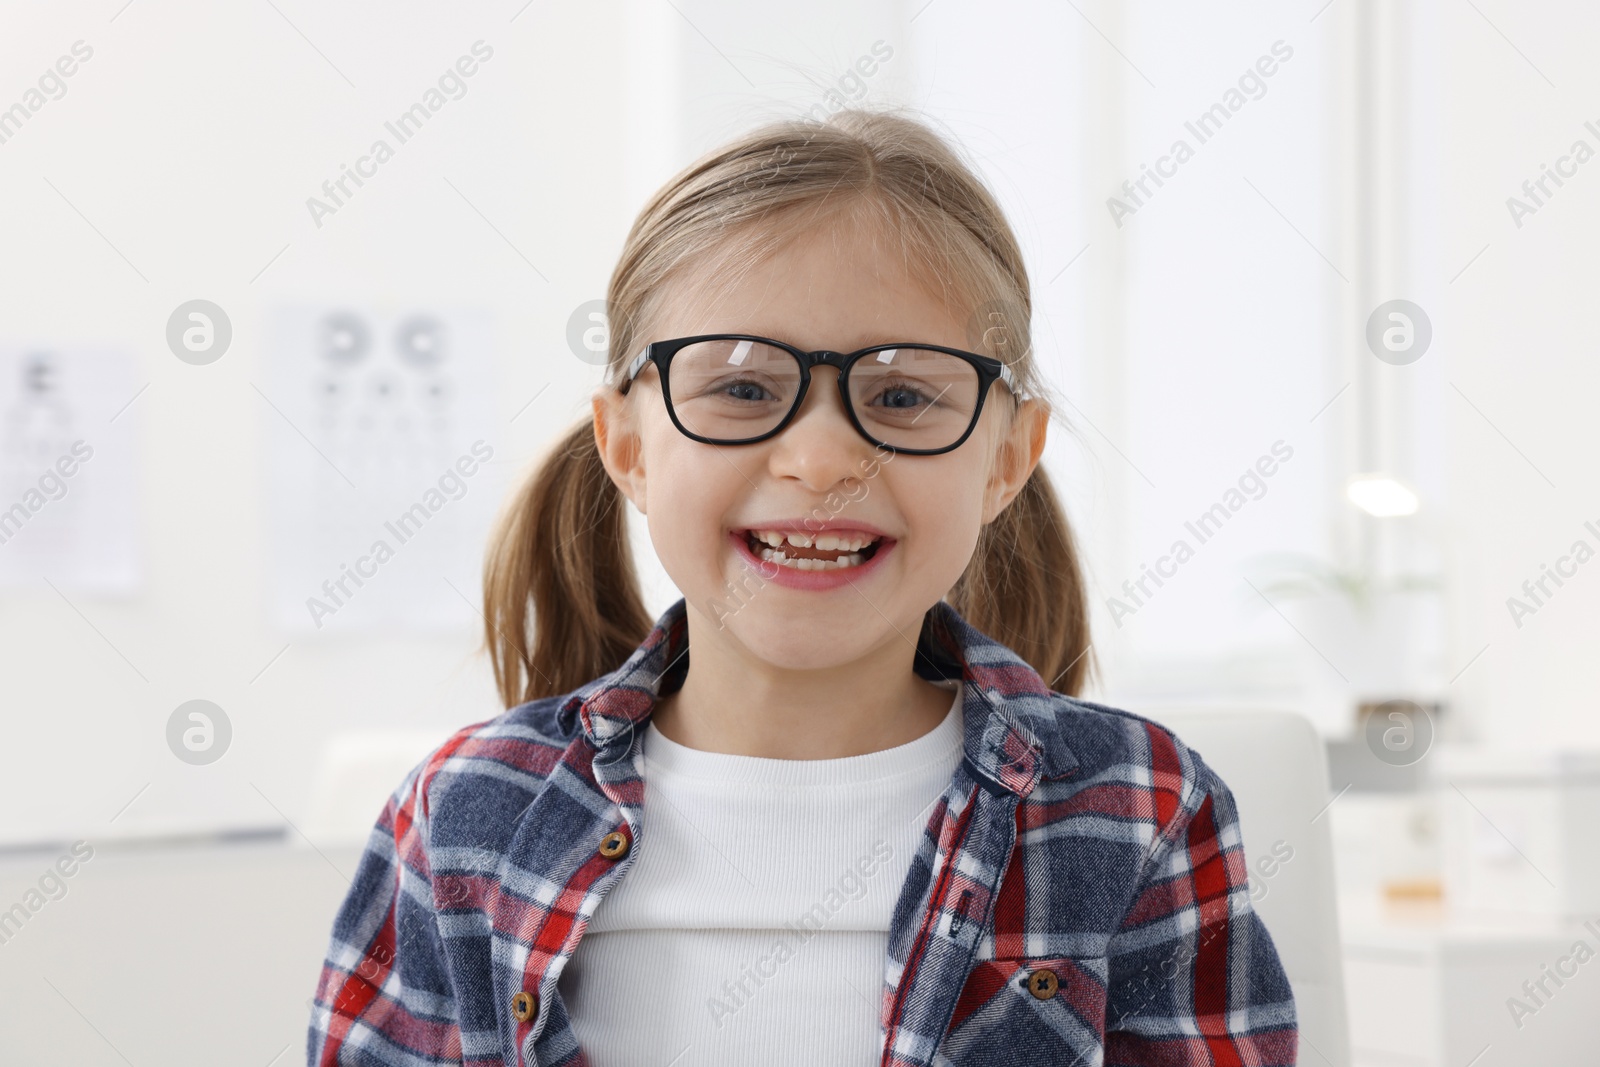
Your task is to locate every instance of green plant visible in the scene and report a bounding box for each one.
[1243,552,1441,614]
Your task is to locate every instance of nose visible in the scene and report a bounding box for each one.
[765,366,875,492]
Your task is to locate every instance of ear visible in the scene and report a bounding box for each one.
[592,386,648,514]
[981,398,1048,523]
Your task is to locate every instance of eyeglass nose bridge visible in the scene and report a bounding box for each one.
[784,349,857,427]
[797,349,853,374]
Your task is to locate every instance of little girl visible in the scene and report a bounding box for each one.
[307,109,1297,1067]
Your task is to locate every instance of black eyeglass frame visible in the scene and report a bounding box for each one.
[619,333,1027,456]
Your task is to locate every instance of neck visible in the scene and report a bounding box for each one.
[649,602,956,759]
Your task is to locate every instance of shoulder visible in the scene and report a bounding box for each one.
[1031,692,1233,850]
[974,693,1253,962]
[401,693,587,854]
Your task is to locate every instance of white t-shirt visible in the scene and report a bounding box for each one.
[558,681,965,1066]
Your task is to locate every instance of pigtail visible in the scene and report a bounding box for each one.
[482,415,652,707]
[946,464,1095,695]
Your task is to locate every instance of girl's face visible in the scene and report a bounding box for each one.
[593,215,1047,672]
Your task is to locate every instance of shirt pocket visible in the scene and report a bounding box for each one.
[938,955,1108,1067]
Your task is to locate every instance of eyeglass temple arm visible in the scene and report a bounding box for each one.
[624,346,650,382]
[992,360,1033,402]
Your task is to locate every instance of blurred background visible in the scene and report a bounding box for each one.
[2,0,1597,1063]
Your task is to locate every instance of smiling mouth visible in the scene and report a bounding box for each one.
[742,528,885,571]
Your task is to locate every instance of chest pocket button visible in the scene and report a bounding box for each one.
[1024,968,1059,1000]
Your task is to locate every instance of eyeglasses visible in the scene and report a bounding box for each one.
[618,333,1025,456]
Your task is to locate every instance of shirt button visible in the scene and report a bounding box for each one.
[598,830,630,860]
[1025,968,1059,1000]
[511,990,538,1021]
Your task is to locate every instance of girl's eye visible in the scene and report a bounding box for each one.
[875,387,925,409]
[679,374,789,405]
[864,379,939,413]
[718,378,776,403]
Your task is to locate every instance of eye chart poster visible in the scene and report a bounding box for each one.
[262,305,500,635]
[0,346,141,593]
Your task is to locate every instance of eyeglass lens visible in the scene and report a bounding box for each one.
[665,338,981,449]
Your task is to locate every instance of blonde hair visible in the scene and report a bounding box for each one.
[482,107,1094,707]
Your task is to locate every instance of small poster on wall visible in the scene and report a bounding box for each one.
[0,346,141,592]
[262,305,501,636]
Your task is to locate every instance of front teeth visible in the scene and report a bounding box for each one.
[745,528,879,570]
[754,545,866,570]
[748,529,876,552]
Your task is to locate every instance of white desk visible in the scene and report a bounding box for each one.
[1342,895,1600,1067]
[0,836,361,1066]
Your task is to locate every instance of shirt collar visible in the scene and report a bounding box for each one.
[559,596,1079,794]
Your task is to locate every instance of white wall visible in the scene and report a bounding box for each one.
[1438,1,1600,750]
[0,0,640,844]
[2,0,1595,846]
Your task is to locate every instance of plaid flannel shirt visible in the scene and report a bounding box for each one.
[308,595,1297,1067]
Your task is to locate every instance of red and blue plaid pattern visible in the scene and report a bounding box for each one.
[307,596,1297,1066]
